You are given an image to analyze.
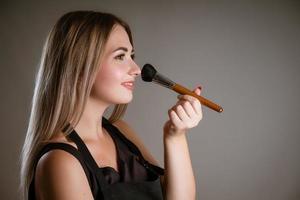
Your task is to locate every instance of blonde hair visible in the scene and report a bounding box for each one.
[20,10,134,199]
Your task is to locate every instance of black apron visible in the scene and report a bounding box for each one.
[29,117,164,200]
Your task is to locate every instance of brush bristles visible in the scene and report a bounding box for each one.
[141,63,157,82]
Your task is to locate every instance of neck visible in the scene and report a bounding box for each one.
[74,97,110,141]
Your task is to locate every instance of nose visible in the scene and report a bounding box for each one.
[130,61,141,77]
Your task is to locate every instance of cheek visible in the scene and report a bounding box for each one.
[91,64,129,102]
[99,65,123,85]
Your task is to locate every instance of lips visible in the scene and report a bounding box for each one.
[121,81,134,90]
[121,81,134,85]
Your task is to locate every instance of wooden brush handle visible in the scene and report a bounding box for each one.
[172,83,223,113]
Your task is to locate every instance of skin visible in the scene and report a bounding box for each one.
[162,88,202,200]
[35,24,202,200]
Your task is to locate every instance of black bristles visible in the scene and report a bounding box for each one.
[141,63,157,82]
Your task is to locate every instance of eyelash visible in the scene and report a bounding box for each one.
[115,54,135,61]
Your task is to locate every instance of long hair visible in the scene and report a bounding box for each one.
[20,10,133,199]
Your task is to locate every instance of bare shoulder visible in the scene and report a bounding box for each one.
[112,119,162,167]
[35,148,94,200]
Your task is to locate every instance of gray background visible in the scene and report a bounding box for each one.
[1,0,300,199]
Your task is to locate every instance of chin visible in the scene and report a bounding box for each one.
[120,95,133,104]
[104,86,133,104]
[112,93,133,104]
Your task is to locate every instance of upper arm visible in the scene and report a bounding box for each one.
[35,150,94,200]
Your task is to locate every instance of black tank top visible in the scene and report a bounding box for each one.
[28,117,164,199]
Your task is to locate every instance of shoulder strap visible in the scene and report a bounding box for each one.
[66,130,110,190]
[62,122,100,171]
[66,131,100,171]
[102,117,165,176]
[29,142,96,199]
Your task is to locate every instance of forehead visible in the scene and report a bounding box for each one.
[105,25,132,52]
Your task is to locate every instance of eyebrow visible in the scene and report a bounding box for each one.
[112,47,135,54]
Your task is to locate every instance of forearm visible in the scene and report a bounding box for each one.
[162,132,196,200]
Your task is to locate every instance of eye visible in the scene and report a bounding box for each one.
[115,54,125,60]
[131,54,135,60]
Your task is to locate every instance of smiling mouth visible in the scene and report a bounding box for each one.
[121,83,134,90]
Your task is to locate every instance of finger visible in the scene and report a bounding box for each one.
[178,94,202,115]
[177,85,201,101]
[177,94,199,105]
[168,109,183,126]
[193,86,202,95]
[174,104,190,122]
[193,100,202,116]
[195,87,201,95]
[181,101,197,119]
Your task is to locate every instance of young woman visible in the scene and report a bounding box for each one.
[20,10,203,200]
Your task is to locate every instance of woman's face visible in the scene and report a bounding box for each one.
[91,24,141,105]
